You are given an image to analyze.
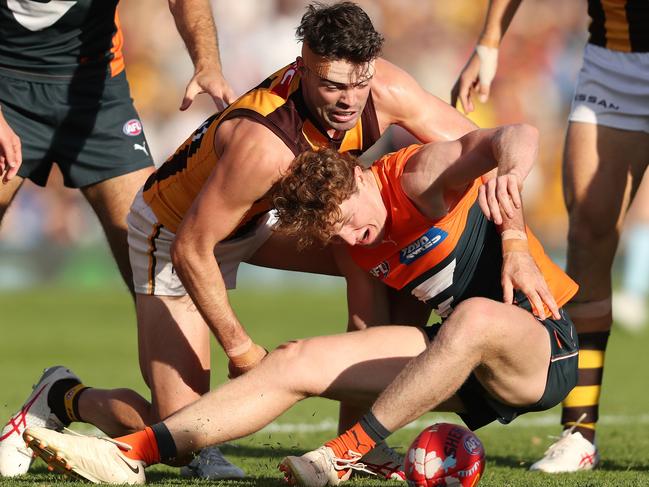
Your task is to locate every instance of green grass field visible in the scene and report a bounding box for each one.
[1,283,648,486]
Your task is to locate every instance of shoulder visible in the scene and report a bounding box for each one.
[371,58,418,105]
[215,117,295,178]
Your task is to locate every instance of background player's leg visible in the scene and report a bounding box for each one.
[0,176,24,224]
[81,167,154,299]
[562,122,649,443]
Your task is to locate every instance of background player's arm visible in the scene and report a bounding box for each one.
[450,0,523,113]
[0,106,21,183]
[372,58,478,143]
[168,0,235,111]
[170,120,293,371]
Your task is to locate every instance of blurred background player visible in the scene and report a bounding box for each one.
[0,0,241,480]
[452,0,649,473]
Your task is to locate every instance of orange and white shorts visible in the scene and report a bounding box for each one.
[127,190,276,296]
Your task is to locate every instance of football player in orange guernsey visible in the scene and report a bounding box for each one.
[23,123,578,487]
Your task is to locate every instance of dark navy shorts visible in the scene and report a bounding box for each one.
[0,68,153,188]
[424,292,579,430]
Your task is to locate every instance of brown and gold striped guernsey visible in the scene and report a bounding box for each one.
[142,61,381,236]
[588,0,649,52]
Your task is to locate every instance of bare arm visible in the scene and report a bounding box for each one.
[402,123,539,217]
[402,124,559,319]
[372,58,478,143]
[168,0,235,111]
[450,0,523,113]
[170,120,293,371]
[333,245,390,331]
[0,106,21,183]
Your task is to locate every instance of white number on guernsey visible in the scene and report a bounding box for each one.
[8,0,77,32]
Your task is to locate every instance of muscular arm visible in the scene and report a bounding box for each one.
[402,123,539,217]
[402,124,559,318]
[371,58,478,143]
[170,120,293,354]
[168,0,235,110]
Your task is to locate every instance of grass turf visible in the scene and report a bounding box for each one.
[0,284,648,486]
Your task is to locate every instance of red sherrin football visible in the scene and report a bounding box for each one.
[404,423,485,487]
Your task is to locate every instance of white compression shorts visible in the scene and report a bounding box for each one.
[127,189,277,295]
[569,43,649,133]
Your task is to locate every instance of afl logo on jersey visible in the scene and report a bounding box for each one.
[123,119,143,136]
[400,227,448,265]
[369,261,390,280]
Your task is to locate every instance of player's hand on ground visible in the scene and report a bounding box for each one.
[450,46,498,114]
[501,251,560,320]
[180,69,235,112]
[478,174,522,225]
[0,109,21,183]
[227,342,268,378]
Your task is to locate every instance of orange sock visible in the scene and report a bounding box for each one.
[114,427,160,466]
[325,422,376,459]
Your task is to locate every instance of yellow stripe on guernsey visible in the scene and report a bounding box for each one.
[602,0,631,52]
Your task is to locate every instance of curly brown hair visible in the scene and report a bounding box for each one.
[272,148,362,248]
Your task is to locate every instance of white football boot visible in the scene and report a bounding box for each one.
[280,446,374,486]
[0,366,80,477]
[359,442,406,480]
[529,421,599,473]
[23,426,145,484]
[180,445,245,479]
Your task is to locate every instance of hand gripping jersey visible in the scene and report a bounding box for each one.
[348,145,578,318]
[587,0,649,52]
[142,61,381,236]
[0,0,124,77]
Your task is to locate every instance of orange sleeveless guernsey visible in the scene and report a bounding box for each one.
[348,145,578,318]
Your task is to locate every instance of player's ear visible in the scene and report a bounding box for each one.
[354,165,364,183]
[296,57,305,72]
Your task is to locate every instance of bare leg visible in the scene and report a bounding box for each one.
[164,326,429,454]
[0,176,23,224]
[562,122,649,439]
[136,294,211,422]
[370,297,551,431]
[75,293,211,435]
[81,166,154,298]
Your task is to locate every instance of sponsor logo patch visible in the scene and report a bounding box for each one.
[574,93,619,110]
[123,119,143,136]
[399,227,448,264]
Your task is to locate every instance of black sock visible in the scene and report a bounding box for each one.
[359,411,392,444]
[151,422,178,463]
[47,379,81,425]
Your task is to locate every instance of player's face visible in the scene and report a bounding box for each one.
[301,66,372,134]
[333,168,386,247]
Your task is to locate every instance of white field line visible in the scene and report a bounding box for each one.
[75,413,649,436]
[259,413,649,434]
